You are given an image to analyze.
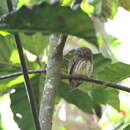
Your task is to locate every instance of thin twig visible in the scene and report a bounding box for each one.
[0,69,45,80]
[6,0,41,130]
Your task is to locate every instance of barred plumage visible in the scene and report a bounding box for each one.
[68,47,93,90]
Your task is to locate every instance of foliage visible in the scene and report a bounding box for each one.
[0,2,97,47]
[119,0,130,11]
[0,0,130,130]
[10,76,40,130]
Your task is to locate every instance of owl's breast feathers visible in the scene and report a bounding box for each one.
[68,47,93,90]
[68,57,93,89]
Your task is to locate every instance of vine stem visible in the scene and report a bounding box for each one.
[6,0,41,130]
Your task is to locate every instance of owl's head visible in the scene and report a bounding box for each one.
[75,47,92,60]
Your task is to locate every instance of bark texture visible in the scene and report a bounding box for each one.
[39,34,67,130]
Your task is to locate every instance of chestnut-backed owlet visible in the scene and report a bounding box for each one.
[68,47,93,90]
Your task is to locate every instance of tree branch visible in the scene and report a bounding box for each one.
[39,34,67,130]
[0,69,130,93]
[61,74,130,92]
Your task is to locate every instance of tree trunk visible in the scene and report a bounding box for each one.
[39,34,67,130]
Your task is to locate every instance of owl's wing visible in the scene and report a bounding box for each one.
[68,58,76,75]
[68,58,81,90]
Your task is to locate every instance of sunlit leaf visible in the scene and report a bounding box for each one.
[0,34,41,94]
[19,33,49,56]
[10,49,20,64]
[81,0,94,15]
[88,0,118,20]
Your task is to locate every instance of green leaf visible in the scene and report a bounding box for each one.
[80,0,94,15]
[0,0,8,16]
[0,76,24,94]
[0,64,20,76]
[91,62,130,110]
[17,0,43,8]
[89,0,118,20]
[10,87,35,130]
[93,53,112,74]
[58,82,94,113]
[0,35,16,63]
[0,0,18,16]
[98,62,130,82]
[123,124,130,130]
[0,35,20,94]
[119,0,130,11]
[19,33,49,56]
[0,2,98,47]
[106,34,122,47]
[91,87,119,110]
[10,75,40,130]
[0,33,44,95]
[101,0,118,19]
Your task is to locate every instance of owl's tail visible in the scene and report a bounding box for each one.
[69,79,81,91]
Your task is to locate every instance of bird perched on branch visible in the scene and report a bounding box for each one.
[68,47,93,90]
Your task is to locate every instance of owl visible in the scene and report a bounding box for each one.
[68,47,93,90]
